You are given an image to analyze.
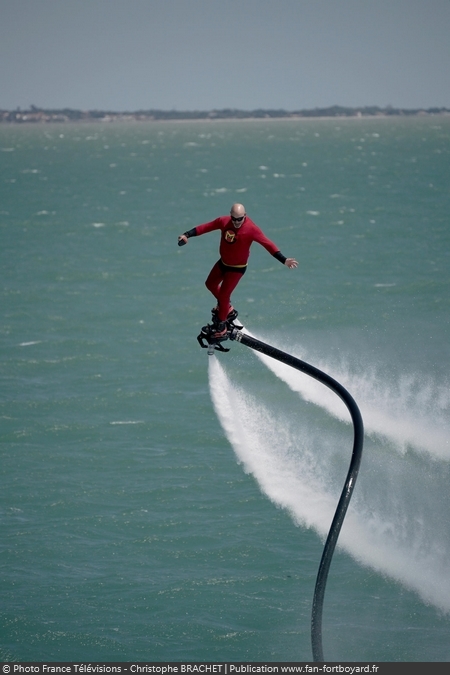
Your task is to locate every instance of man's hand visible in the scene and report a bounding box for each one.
[178,235,188,246]
[285,258,298,269]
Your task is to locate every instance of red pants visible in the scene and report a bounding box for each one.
[205,259,246,321]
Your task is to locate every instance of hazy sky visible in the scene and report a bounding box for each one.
[1,0,449,111]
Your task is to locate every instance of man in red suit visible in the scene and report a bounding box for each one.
[178,203,298,337]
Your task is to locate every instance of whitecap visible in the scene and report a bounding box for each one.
[110,420,144,426]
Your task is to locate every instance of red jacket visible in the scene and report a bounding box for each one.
[195,216,280,267]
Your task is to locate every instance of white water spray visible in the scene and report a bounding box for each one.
[248,330,450,461]
[208,352,450,614]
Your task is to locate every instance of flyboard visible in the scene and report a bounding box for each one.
[195,306,364,663]
[197,308,243,355]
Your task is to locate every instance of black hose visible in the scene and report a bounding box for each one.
[229,329,364,662]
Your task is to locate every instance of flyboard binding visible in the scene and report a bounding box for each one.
[197,308,243,355]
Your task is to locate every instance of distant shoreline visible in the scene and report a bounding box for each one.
[1,105,450,124]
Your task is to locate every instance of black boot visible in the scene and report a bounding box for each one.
[211,306,238,322]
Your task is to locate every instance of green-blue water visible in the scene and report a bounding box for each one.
[1,118,449,662]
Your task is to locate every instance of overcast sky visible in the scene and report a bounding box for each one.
[1,0,449,111]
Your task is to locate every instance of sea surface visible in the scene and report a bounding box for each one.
[1,117,449,662]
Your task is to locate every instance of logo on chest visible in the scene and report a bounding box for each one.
[224,229,237,243]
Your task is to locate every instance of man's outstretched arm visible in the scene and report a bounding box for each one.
[178,218,223,246]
